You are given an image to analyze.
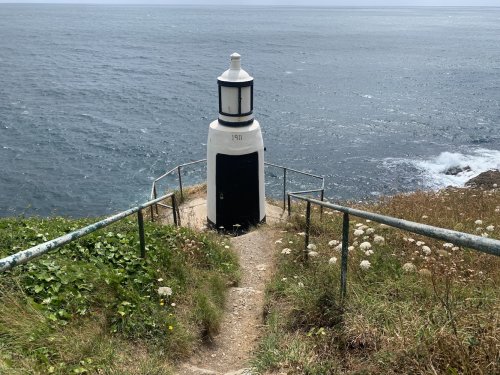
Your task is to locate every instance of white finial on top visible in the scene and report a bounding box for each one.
[219,53,251,83]
[230,52,241,70]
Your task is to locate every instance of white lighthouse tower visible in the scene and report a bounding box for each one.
[207,53,265,231]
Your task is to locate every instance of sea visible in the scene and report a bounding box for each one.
[1,5,499,217]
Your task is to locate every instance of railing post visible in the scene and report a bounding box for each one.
[138,209,146,258]
[171,194,178,226]
[150,184,155,222]
[283,168,287,210]
[304,201,311,261]
[177,166,183,201]
[320,189,324,220]
[153,185,159,215]
[287,194,291,216]
[340,212,349,301]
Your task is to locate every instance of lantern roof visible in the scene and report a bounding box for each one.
[218,53,253,83]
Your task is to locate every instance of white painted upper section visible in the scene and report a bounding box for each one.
[218,52,253,83]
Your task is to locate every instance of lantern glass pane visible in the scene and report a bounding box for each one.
[221,87,239,115]
[241,87,251,114]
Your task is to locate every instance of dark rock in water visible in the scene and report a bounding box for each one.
[444,165,471,176]
[465,169,500,189]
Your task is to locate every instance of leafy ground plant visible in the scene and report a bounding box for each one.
[0,217,238,374]
[253,187,499,375]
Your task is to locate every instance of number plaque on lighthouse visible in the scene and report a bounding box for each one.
[207,53,266,231]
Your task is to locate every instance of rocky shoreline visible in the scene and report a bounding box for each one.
[465,169,500,189]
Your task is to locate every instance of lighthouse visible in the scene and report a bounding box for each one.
[206,53,266,231]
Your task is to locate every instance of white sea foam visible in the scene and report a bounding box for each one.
[387,148,500,189]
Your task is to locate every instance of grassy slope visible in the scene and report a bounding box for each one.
[254,188,499,375]
[0,217,238,374]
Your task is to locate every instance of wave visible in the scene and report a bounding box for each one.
[385,148,500,189]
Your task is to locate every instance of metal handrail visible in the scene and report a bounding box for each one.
[150,159,326,213]
[150,159,207,201]
[1,159,325,273]
[0,193,178,273]
[287,193,500,300]
[264,161,325,210]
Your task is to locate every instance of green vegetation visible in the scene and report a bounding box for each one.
[0,217,238,374]
[254,188,500,374]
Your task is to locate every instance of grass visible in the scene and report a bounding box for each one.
[0,216,239,374]
[253,187,500,374]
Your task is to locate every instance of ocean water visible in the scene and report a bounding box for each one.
[1,5,499,217]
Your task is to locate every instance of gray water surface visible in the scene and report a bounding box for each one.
[1,5,499,216]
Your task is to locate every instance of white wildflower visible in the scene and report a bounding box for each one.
[481,233,489,238]
[289,241,294,244]
[403,237,408,242]
[307,243,317,251]
[452,246,459,251]
[422,246,431,255]
[366,228,375,235]
[365,249,374,256]
[328,257,337,265]
[366,219,371,223]
[298,282,304,288]
[297,232,306,237]
[282,277,287,281]
[419,268,432,277]
[328,240,340,247]
[476,227,483,232]
[353,241,359,246]
[475,219,483,225]
[354,229,364,237]
[158,286,173,297]
[374,235,385,245]
[334,244,343,251]
[281,248,292,255]
[360,260,371,270]
[437,249,449,257]
[224,245,230,249]
[360,242,372,250]
[408,238,415,243]
[275,239,283,244]
[402,262,416,272]
[363,236,370,240]
[416,241,425,246]
[308,251,319,257]
[355,223,363,227]
[157,278,164,282]
[486,225,495,232]
[348,246,355,251]
[443,243,454,248]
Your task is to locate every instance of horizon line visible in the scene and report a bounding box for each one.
[1,2,499,6]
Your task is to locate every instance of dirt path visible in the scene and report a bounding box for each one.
[176,226,278,375]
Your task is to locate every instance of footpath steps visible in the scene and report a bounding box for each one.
[172,198,282,375]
